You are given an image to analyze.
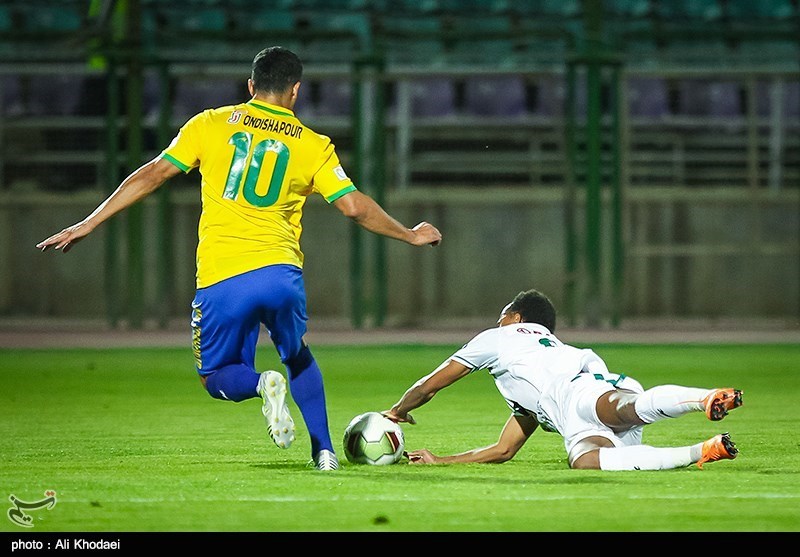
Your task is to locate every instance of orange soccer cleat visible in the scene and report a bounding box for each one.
[703,388,743,421]
[697,432,738,469]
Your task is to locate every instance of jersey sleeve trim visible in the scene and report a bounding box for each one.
[161,153,192,173]
[451,354,477,371]
[324,184,357,203]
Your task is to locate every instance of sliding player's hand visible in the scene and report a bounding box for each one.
[406,449,437,464]
[381,409,416,425]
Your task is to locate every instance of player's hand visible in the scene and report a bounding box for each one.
[381,409,416,425]
[406,449,437,464]
[410,222,442,247]
[36,222,92,253]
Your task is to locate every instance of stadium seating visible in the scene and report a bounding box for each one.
[315,79,352,116]
[24,74,85,116]
[292,88,315,117]
[19,3,83,32]
[377,15,446,65]
[726,0,796,19]
[463,76,527,117]
[414,78,457,117]
[605,0,652,17]
[403,78,457,117]
[447,14,517,67]
[655,0,723,21]
[172,78,247,122]
[756,80,800,117]
[388,0,439,14]
[0,5,11,32]
[677,79,742,117]
[737,40,800,66]
[707,82,743,117]
[514,0,582,17]
[229,6,295,33]
[0,75,24,116]
[175,7,227,32]
[529,75,588,117]
[1,0,797,196]
[450,0,514,13]
[627,77,670,118]
[301,12,372,61]
[291,0,377,10]
[785,81,800,117]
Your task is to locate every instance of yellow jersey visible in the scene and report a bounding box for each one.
[161,99,356,288]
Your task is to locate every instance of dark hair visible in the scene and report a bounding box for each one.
[508,289,556,332]
[251,46,303,94]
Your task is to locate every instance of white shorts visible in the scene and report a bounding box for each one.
[536,371,644,461]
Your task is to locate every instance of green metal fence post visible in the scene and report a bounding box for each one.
[104,57,120,329]
[350,59,365,329]
[124,0,145,329]
[610,64,624,328]
[156,63,174,329]
[372,57,387,327]
[584,50,603,325]
[581,0,607,328]
[564,61,579,328]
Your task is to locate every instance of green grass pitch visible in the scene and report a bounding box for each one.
[1,342,799,533]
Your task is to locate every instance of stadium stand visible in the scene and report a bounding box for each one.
[654,0,723,21]
[229,5,296,33]
[171,78,248,123]
[376,14,446,66]
[676,79,743,117]
[447,14,518,68]
[627,77,670,118]
[0,0,797,191]
[0,75,24,117]
[18,2,83,32]
[408,78,458,118]
[24,74,85,117]
[755,79,800,117]
[315,79,352,117]
[0,0,797,327]
[0,5,11,32]
[462,75,528,117]
[726,0,796,20]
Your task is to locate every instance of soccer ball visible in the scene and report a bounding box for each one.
[342,412,405,465]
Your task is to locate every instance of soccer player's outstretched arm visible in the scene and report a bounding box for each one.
[407,414,538,465]
[36,157,181,253]
[333,190,441,247]
[383,359,471,425]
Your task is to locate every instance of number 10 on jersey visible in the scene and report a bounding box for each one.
[223,132,289,208]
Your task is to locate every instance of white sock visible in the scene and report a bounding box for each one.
[598,445,694,470]
[633,385,712,423]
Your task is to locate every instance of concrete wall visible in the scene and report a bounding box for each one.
[3,187,798,327]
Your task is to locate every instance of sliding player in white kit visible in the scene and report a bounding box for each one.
[383,289,742,471]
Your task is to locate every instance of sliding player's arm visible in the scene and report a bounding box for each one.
[407,414,539,464]
[383,359,471,425]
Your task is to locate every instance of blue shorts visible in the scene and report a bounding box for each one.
[190,264,308,376]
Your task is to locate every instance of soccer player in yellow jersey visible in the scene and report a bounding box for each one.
[36,46,442,471]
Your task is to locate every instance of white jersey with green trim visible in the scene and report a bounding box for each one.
[450,323,609,417]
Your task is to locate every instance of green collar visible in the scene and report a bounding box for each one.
[247,100,295,118]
